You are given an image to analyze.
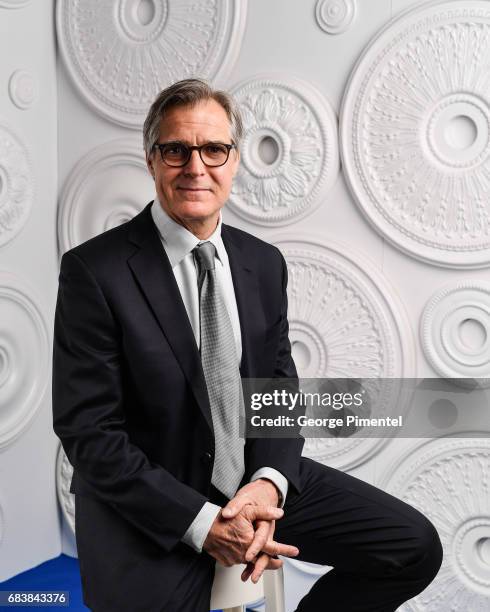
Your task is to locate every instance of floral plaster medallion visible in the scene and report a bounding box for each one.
[230,76,339,226]
[0,121,33,247]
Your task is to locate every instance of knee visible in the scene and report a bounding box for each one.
[414,516,443,578]
[397,513,443,587]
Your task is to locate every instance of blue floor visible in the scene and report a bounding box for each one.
[0,555,226,611]
[0,555,87,610]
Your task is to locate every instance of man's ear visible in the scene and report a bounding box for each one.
[146,154,156,180]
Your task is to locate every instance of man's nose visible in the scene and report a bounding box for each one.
[183,149,206,175]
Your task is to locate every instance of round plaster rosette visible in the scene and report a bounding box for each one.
[421,280,490,386]
[230,76,339,226]
[56,0,247,128]
[315,0,356,35]
[8,70,38,110]
[380,438,490,611]
[58,139,154,253]
[341,0,490,268]
[0,273,49,447]
[273,235,415,470]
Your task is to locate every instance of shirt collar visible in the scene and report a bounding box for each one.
[150,196,226,268]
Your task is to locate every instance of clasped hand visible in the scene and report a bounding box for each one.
[203,479,299,583]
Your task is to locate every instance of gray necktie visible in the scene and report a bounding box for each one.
[193,241,245,499]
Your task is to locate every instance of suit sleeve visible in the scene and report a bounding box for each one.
[52,251,208,553]
[244,252,305,494]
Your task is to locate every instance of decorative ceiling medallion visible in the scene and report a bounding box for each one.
[8,70,38,110]
[380,438,490,610]
[56,0,247,128]
[58,139,154,254]
[0,121,33,247]
[421,281,490,385]
[56,445,75,534]
[273,235,415,470]
[0,273,49,448]
[274,237,414,379]
[340,1,490,268]
[230,76,339,226]
[315,0,356,35]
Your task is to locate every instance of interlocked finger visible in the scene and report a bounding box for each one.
[245,519,271,562]
[241,553,283,582]
[250,552,276,583]
[263,539,298,558]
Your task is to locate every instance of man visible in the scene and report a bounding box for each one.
[52,79,442,611]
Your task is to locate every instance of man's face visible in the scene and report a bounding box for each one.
[146,99,239,234]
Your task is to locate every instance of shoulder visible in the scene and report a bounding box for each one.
[222,223,284,266]
[69,221,130,259]
[60,203,153,274]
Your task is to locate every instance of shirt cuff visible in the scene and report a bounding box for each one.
[250,467,288,508]
[181,501,221,553]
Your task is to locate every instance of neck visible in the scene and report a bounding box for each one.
[172,213,219,240]
[185,218,219,240]
[155,196,221,239]
[167,209,219,240]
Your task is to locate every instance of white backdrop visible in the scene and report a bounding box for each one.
[0,1,489,610]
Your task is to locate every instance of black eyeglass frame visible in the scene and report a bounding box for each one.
[152,141,237,167]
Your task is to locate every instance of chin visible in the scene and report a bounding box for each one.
[179,201,215,215]
[159,194,223,225]
[178,196,221,214]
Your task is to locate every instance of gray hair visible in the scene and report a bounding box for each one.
[143,78,243,159]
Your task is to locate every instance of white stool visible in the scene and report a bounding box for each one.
[210,563,285,612]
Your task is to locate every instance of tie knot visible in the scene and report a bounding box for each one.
[193,241,216,272]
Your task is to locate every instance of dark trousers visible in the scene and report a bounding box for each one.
[161,456,443,612]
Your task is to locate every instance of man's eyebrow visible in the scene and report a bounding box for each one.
[159,139,230,145]
[158,139,188,145]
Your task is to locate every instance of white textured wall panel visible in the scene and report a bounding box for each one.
[1,0,487,608]
[0,0,60,582]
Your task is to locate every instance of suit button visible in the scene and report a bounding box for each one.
[202,451,213,464]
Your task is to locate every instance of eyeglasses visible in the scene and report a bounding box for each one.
[153,141,236,167]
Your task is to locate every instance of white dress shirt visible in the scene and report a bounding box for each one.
[150,198,288,552]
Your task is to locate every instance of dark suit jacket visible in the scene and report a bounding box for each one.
[52,202,304,611]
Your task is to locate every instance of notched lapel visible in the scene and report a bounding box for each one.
[127,205,213,433]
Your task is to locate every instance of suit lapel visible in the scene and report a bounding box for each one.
[125,205,266,430]
[221,224,266,379]
[127,204,213,433]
